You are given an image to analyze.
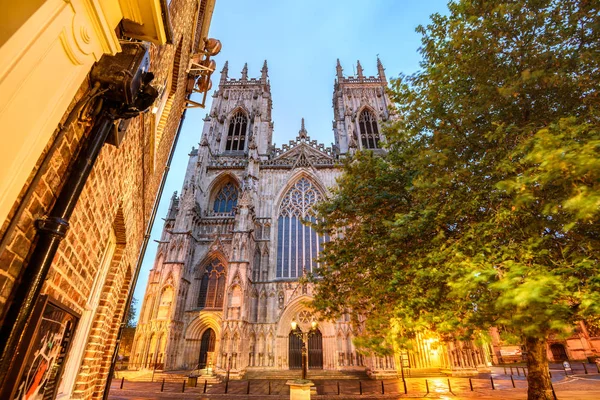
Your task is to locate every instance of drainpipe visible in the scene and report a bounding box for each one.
[0,83,101,259]
[0,108,117,385]
[102,101,188,400]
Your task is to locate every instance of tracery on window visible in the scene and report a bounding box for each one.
[197,258,226,308]
[213,182,238,214]
[358,109,381,149]
[276,178,328,278]
[226,111,248,151]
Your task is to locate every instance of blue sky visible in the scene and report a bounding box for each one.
[132,0,450,320]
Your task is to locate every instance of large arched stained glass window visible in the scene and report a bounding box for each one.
[358,109,381,149]
[213,182,238,214]
[197,259,226,308]
[276,178,328,278]
[226,111,248,151]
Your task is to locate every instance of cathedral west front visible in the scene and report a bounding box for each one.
[131,59,493,378]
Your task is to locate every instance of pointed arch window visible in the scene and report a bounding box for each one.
[358,109,381,149]
[276,178,328,278]
[226,111,248,151]
[253,249,261,281]
[213,182,238,214]
[197,259,226,308]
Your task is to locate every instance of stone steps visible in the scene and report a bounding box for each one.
[244,368,370,380]
[404,368,448,377]
[129,370,222,384]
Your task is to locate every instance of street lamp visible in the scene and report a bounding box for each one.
[290,318,317,381]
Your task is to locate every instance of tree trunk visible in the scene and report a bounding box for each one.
[525,336,553,400]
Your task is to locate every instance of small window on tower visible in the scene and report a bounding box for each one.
[358,109,381,149]
[226,111,248,151]
[213,182,238,214]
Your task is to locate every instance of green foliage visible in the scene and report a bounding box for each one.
[311,0,600,358]
[125,297,138,328]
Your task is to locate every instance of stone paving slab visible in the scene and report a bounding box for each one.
[108,374,600,399]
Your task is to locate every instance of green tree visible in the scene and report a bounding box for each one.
[125,297,138,328]
[311,1,600,399]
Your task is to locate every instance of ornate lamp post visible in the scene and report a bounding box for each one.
[291,318,317,381]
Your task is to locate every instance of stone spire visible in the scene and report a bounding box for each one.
[336,59,343,80]
[261,60,268,82]
[167,191,179,220]
[241,62,248,81]
[377,57,386,81]
[299,118,308,139]
[357,60,364,80]
[220,60,229,83]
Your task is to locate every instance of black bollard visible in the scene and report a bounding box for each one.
[510,375,515,388]
[247,380,250,394]
[583,363,588,374]
[381,381,384,394]
[403,379,407,394]
[469,378,473,391]
[359,381,362,395]
[447,378,452,392]
[182,379,186,393]
[161,378,165,392]
[225,380,228,394]
[550,371,552,378]
[268,381,271,395]
[203,379,207,393]
[120,377,124,389]
[426,379,430,394]
[510,366,513,375]
[551,382,558,400]
[517,366,521,376]
[337,381,340,395]
[504,366,507,375]
[490,376,495,390]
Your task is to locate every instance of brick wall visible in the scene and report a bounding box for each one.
[0,0,213,398]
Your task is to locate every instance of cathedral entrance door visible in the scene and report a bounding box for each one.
[308,329,323,369]
[289,330,303,369]
[199,328,216,369]
[289,328,324,370]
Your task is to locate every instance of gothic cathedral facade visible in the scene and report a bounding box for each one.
[131,59,401,377]
[131,59,496,377]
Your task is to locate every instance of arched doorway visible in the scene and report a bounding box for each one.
[550,343,568,361]
[288,328,323,370]
[199,328,216,368]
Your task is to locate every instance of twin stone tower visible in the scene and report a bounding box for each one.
[132,59,491,377]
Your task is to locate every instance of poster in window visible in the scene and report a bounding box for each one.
[3,295,78,400]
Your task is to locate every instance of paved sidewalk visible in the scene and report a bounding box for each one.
[108,374,600,399]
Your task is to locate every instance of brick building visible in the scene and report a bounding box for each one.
[0,0,218,398]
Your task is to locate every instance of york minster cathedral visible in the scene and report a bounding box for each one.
[131,60,493,378]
